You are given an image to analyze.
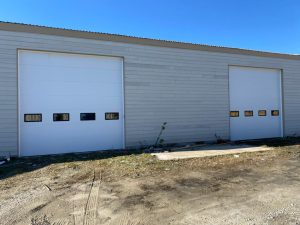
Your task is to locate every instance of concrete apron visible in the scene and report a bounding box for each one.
[151,144,272,160]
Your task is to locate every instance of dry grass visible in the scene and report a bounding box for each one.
[0,138,300,189]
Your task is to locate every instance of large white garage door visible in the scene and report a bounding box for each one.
[229,66,282,141]
[19,50,124,156]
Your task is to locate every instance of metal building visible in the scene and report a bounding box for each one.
[0,22,299,156]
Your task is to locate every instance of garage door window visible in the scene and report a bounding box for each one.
[53,113,69,121]
[244,111,253,117]
[230,111,239,117]
[258,110,267,116]
[105,112,119,120]
[80,113,96,121]
[24,114,42,122]
[271,110,279,116]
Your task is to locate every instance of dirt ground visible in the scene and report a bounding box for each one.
[1,139,300,225]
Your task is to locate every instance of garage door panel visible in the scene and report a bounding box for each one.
[21,78,122,93]
[19,50,124,156]
[229,66,282,141]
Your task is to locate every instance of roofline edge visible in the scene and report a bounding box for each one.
[0,21,299,60]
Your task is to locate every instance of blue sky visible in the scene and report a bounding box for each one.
[1,0,300,54]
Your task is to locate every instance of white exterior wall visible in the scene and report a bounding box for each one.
[0,29,300,156]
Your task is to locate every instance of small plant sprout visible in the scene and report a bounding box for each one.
[214,133,226,144]
[154,122,167,148]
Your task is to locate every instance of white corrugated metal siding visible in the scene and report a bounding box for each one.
[0,29,299,156]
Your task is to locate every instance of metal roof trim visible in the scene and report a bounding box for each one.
[0,21,299,60]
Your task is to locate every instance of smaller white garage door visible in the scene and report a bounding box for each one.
[229,66,283,141]
[19,50,124,156]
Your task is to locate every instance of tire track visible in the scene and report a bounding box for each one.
[72,183,86,225]
[51,218,71,225]
[113,213,144,225]
[82,170,102,225]
[72,171,97,225]
[94,172,102,225]
[82,170,96,225]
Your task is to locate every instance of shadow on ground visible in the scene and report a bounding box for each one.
[0,149,144,181]
[238,136,300,147]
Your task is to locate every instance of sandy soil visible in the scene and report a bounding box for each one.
[0,143,300,225]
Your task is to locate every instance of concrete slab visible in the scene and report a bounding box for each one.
[151,144,272,160]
